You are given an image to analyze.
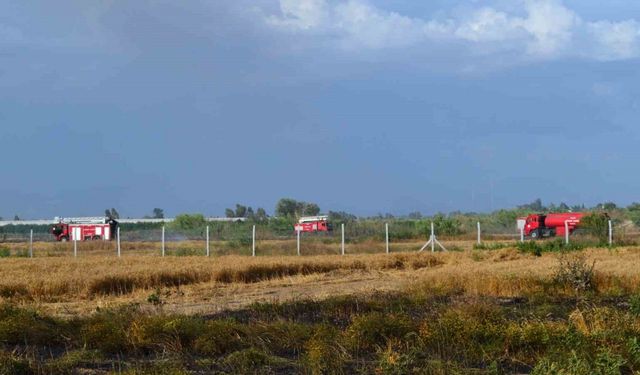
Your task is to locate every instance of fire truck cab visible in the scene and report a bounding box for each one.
[51,217,118,242]
[294,216,332,233]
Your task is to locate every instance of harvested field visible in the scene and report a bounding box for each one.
[1,246,640,373]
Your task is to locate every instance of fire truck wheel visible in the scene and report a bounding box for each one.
[92,236,101,240]
[61,237,68,242]
[531,231,538,239]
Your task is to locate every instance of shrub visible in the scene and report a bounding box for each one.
[82,307,137,353]
[0,247,10,258]
[345,312,415,352]
[193,320,247,356]
[129,315,204,354]
[147,290,162,306]
[0,304,64,346]
[517,239,585,256]
[0,352,31,375]
[252,322,311,357]
[581,213,610,244]
[44,350,102,374]
[532,351,592,375]
[304,325,348,375]
[221,348,287,373]
[170,214,207,230]
[473,242,511,251]
[553,254,595,293]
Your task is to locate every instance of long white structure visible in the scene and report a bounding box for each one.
[0,217,246,227]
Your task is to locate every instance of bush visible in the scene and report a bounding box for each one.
[426,214,463,236]
[580,213,610,244]
[517,239,585,256]
[129,315,203,354]
[553,255,595,293]
[0,304,65,346]
[170,214,207,230]
[0,247,10,258]
[82,307,137,353]
[473,242,512,251]
[304,325,348,375]
[0,352,31,375]
[221,348,288,373]
[44,350,102,374]
[193,320,247,356]
[345,312,415,352]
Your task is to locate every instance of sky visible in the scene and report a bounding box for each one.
[1,0,640,218]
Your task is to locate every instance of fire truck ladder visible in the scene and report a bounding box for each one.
[57,217,108,224]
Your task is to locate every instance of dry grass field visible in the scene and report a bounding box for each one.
[0,246,638,312]
[1,244,640,373]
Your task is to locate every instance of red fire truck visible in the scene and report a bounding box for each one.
[518,212,585,239]
[294,216,332,233]
[51,217,119,241]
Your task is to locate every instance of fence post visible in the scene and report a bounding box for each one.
[74,239,77,258]
[564,221,569,245]
[608,220,613,246]
[431,222,435,253]
[341,223,345,256]
[252,225,256,257]
[29,229,33,258]
[297,229,301,256]
[385,223,389,254]
[206,226,210,257]
[520,227,524,242]
[477,222,481,245]
[117,227,121,257]
[162,226,165,257]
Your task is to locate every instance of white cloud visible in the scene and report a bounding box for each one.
[266,0,329,30]
[454,8,523,43]
[265,0,640,62]
[333,1,426,48]
[588,20,640,61]
[520,0,579,57]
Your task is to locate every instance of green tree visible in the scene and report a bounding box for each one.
[431,214,463,236]
[302,203,320,216]
[519,198,544,211]
[276,198,299,217]
[255,208,268,221]
[276,198,321,218]
[171,214,207,230]
[581,212,610,243]
[628,203,640,226]
[597,202,617,211]
[152,208,164,219]
[225,208,235,218]
[105,208,120,220]
[329,211,357,224]
[235,204,247,218]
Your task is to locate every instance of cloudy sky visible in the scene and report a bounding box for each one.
[1,0,640,218]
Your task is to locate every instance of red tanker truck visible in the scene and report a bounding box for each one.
[519,212,585,239]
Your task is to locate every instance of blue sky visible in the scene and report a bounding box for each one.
[1,0,640,218]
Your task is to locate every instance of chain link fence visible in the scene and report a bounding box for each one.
[0,220,637,258]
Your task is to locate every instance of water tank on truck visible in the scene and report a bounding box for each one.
[521,212,585,239]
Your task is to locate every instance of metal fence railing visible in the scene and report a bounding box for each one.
[0,220,634,258]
